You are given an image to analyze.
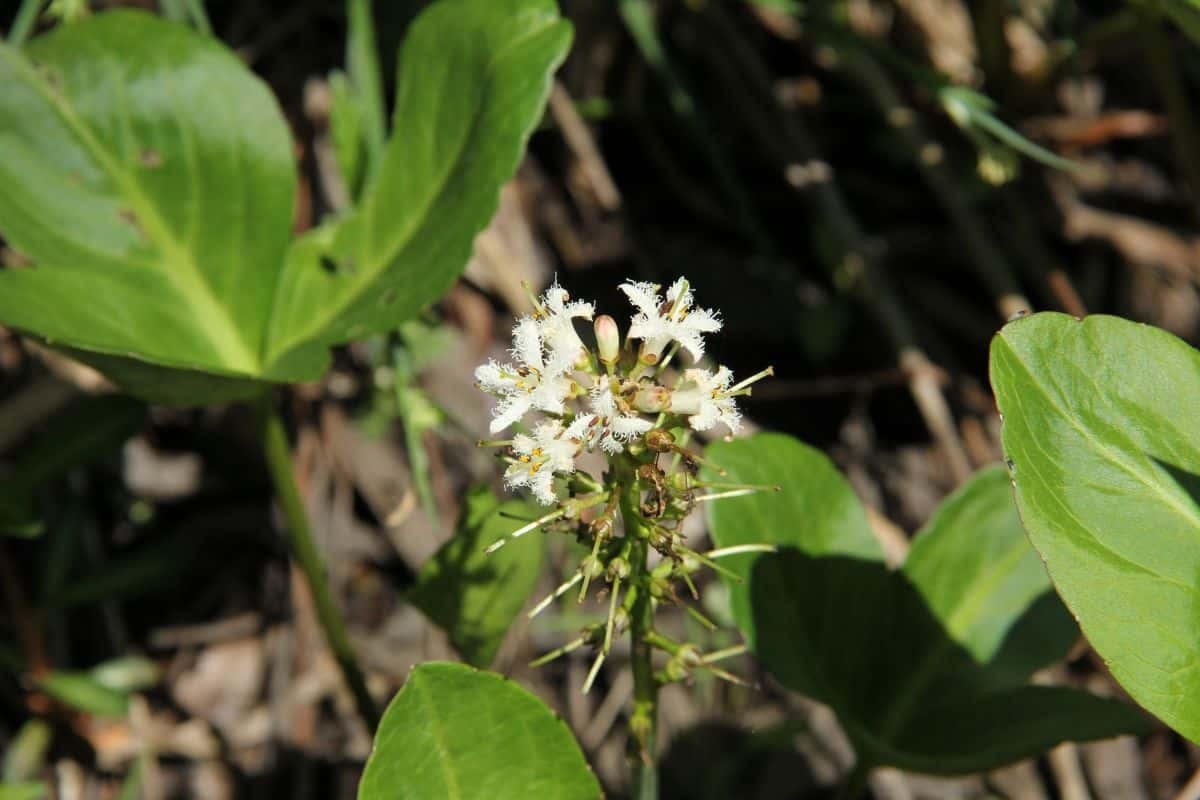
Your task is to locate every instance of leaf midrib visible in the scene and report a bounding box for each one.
[2,45,259,373]
[265,13,563,363]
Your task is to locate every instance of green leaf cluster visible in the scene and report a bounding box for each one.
[0,0,572,404]
[704,433,1147,774]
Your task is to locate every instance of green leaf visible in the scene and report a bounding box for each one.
[706,435,1146,773]
[263,0,572,374]
[38,670,130,717]
[358,662,600,800]
[0,784,47,800]
[408,489,543,667]
[328,71,366,200]
[990,311,1200,743]
[0,10,297,399]
[0,1,570,405]
[2,720,50,782]
[903,465,1077,679]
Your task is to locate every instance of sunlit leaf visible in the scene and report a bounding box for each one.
[991,311,1200,743]
[0,10,296,402]
[358,662,600,800]
[262,0,573,375]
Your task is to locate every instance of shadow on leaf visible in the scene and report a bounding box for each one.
[748,549,1149,775]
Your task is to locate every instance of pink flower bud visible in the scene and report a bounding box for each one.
[594,314,620,364]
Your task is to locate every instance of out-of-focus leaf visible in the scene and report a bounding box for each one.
[263,0,573,375]
[991,311,1200,743]
[346,0,385,174]
[358,662,600,800]
[707,435,1146,773]
[38,671,129,717]
[0,395,144,538]
[0,784,47,800]
[2,720,50,782]
[408,489,543,667]
[89,656,160,693]
[45,538,189,611]
[328,71,366,200]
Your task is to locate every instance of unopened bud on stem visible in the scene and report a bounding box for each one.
[594,315,620,365]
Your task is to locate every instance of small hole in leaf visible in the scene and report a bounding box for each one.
[319,255,338,274]
[381,288,397,307]
[139,149,164,168]
[117,208,148,241]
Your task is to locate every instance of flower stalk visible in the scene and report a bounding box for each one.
[476,278,772,796]
[258,398,379,732]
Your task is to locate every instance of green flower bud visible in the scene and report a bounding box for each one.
[608,556,630,581]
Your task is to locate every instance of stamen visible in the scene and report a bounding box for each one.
[727,366,775,394]
[520,280,546,316]
[704,544,778,560]
[700,644,748,665]
[528,571,584,619]
[529,635,586,667]
[694,488,762,503]
[485,506,568,554]
[684,604,718,631]
[603,577,621,653]
[582,651,607,694]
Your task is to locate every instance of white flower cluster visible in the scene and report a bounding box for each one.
[475,278,757,504]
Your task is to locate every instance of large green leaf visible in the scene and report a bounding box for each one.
[358,662,600,800]
[262,0,573,374]
[408,489,544,668]
[903,466,1078,683]
[0,1,571,403]
[0,10,296,399]
[991,311,1200,743]
[706,435,1146,773]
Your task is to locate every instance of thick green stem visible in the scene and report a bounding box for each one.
[617,468,658,799]
[259,398,380,732]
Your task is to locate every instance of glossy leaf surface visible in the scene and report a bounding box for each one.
[0,10,295,395]
[262,0,573,374]
[0,1,571,403]
[359,662,600,800]
[991,312,1200,742]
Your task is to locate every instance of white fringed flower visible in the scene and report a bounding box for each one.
[670,366,742,434]
[589,381,653,454]
[475,317,572,434]
[620,278,721,363]
[505,415,595,504]
[536,283,594,372]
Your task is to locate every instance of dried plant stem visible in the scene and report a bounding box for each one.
[702,6,972,483]
[837,48,1032,321]
[259,398,379,732]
